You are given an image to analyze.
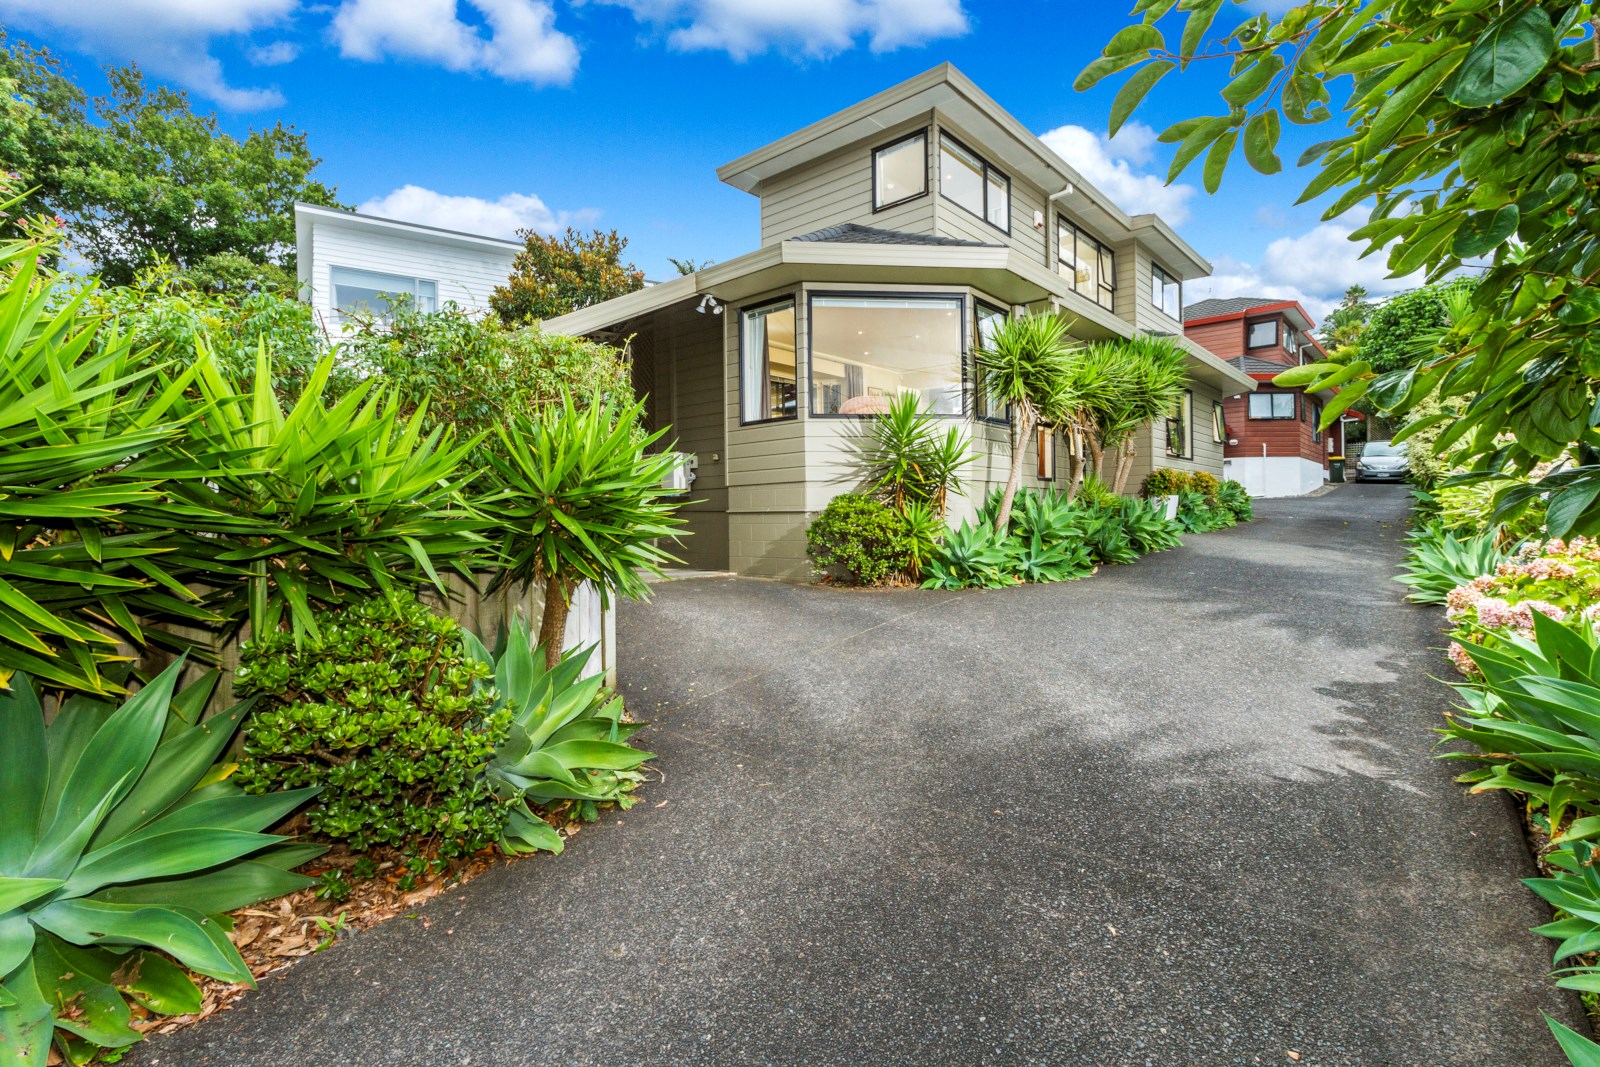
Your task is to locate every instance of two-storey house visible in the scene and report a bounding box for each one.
[545,64,1255,578]
[1182,297,1347,497]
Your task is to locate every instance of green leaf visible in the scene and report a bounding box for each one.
[1242,111,1282,175]
[1074,51,1146,92]
[1547,1016,1600,1066]
[1452,204,1519,258]
[29,899,253,984]
[1202,130,1237,194]
[0,877,63,913]
[0,954,55,1067]
[1546,480,1600,538]
[1219,56,1283,108]
[0,677,48,873]
[1109,61,1174,138]
[1445,6,1556,107]
[1103,23,1165,56]
[1178,0,1222,64]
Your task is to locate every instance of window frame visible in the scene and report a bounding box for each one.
[330,264,439,321]
[1165,389,1193,459]
[1055,216,1117,311]
[1212,401,1227,443]
[737,295,800,427]
[938,132,1011,234]
[1246,317,1280,349]
[1150,262,1182,319]
[806,290,968,420]
[1311,400,1324,443]
[971,299,1011,425]
[872,130,929,213]
[1037,426,1056,481]
[1247,391,1297,420]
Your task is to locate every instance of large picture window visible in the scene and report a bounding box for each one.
[1151,262,1181,319]
[972,301,1008,421]
[1248,392,1296,419]
[873,132,927,211]
[939,134,1010,232]
[331,266,437,322]
[810,294,964,417]
[1056,218,1116,310]
[740,299,798,424]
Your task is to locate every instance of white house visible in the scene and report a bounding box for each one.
[294,202,522,331]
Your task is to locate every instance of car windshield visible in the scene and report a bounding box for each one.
[1363,441,1405,458]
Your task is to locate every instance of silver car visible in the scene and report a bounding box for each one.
[1355,440,1409,482]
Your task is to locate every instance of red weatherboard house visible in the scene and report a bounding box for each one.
[1182,297,1349,497]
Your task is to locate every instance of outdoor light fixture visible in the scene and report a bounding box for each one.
[696,295,723,315]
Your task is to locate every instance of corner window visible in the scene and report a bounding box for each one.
[1247,319,1279,348]
[939,134,1009,232]
[1212,402,1226,443]
[1248,392,1296,419]
[1151,263,1181,319]
[331,266,437,322]
[972,301,1009,421]
[1165,390,1192,458]
[873,132,927,211]
[1056,217,1116,311]
[1037,427,1056,480]
[739,299,797,424]
[810,294,964,417]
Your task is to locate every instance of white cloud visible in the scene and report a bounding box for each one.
[0,0,294,109]
[248,40,300,65]
[357,184,590,239]
[1185,212,1426,322]
[1037,122,1196,225]
[331,0,579,85]
[598,0,968,59]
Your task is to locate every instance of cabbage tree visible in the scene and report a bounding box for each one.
[974,313,1081,532]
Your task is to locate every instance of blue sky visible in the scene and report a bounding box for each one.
[1,0,1411,319]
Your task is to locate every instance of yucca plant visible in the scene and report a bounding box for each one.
[863,392,974,518]
[465,619,654,853]
[1395,522,1509,605]
[0,248,222,694]
[137,348,489,644]
[482,392,687,668]
[1082,336,1190,494]
[0,660,321,1065]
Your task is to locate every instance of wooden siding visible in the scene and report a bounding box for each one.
[1131,248,1185,334]
[1223,386,1342,467]
[653,302,730,570]
[1184,318,1244,359]
[758,116,936,246]
[304,219,517,329]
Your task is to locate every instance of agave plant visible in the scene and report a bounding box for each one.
[464,619,655,854]
[1116,497,1183,554]
[922,520,1017,590]
[1395,522,1508,604]
[0,660,321,1065]
[1009,531,1093,584]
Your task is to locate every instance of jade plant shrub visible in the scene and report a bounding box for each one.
[235,592,513,857]
[465,619,653,851]
[806,494,914,585]
[1140,467,1191,497]
[0,660,322,1066]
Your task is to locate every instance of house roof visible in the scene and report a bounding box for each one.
[716,64,1211,281]
[791,223,998,248]
[1236,355,1296,375]
[293,202,524,252]
[1183,296,1279,321]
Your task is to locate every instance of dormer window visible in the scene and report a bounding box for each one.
[939,134,1009,232]
[1247,319,1279,348]
[873,132,928,211]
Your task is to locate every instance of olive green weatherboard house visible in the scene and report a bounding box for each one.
[542,64,1255,578]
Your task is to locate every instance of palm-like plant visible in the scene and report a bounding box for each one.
[482,393,686,668]
[1084,335,1190,495]
[973,313,1082,531]
[863,392,974,518]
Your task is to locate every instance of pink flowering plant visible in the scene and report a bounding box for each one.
[1444,538,1600,676]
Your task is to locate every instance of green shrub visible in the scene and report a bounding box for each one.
[236,592,513,857]
[1115,497,1185,554]
[1141,468,1191,497]
[1188,470,1221,498]
[466,619,653,850]
[806,494,913,584]
[1394,523,1507,604]
[0,661,322,1065]
[1435,476,1547,542]
[1176,488,1237,533]
[1214,480,1254,523]
[922,520,1018,589]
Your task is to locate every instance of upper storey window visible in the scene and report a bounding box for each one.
[1247,318,1279,348]
[873,132,928,211]
[939,134,1010,232]
[331,266,437,323]
[1056,218,1116,311]
[1150,262,1181,319]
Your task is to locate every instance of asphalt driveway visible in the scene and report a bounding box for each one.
[140,484,1583,1065]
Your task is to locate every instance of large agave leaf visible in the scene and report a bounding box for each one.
[0,879,62,913]
[92,847,323,914]
[539,739,655,771]
[0,676,47,873]
[0,910,36,979]
[0,953,53,1067]
[91,702,252,846]
[30,936,139,1053]
[61,829,287,900]
[29,900,252,985]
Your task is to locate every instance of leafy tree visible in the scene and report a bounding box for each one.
[667,256,714,274]
[1359,278,1476,374]
[491,228,645,325]
[1085,335,1191,494]
[0,40,343,286]
[1079,0,1600,538]
[1321,285,1372,348]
